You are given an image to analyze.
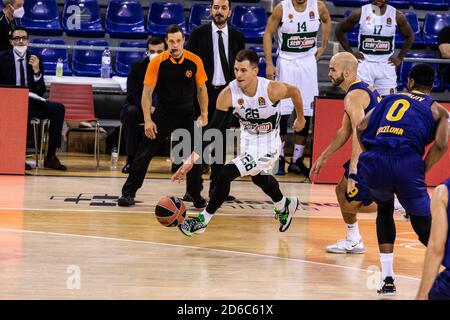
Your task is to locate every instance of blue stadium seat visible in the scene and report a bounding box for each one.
[21,0,62,35]
[62,0,105,37]
[423,13,450,46]
[410,0,449,10]
[388,0,410,8]
[257,56,277,78]
[344,10,359,47]
[72,40,110,77]
[106,0,147,39]
[30,38,72,76]
[332,0,369,7]
[395,12,424,48]
[230,6,267,43]
[147,2,187,38]
[115,41,147,77]
[188,4,212,32]
[399,53,444,92]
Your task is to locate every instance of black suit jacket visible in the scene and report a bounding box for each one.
[126,56,149,108]
[0,49,46,97]
[187,23,246,86]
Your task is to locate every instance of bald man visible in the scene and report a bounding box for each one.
[310,52,381,253]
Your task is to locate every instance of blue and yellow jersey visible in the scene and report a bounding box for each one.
[361,90,436,155]
[347,80,381,116]
[443,178,450,269]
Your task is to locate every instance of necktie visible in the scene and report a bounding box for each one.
[217,30,231,83]
[18,58,25,87]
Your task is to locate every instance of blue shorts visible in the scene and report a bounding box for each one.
[429,269,450,300]
[357,149,431,216]
[343,160,373,206]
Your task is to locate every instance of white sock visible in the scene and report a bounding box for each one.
[346,222,361,242]
[274,196,287,211]
[280,141,285,157]
[380,253,395,280]
[293,144,305,163]
[200,210,214,224]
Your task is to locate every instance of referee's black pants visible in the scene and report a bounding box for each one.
[122,109,203,200]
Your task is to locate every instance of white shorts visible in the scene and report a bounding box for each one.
[276,54,318,116]
[231,132,281,176]
[357,60,397,96]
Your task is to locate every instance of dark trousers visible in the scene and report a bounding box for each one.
[120,103,144,158]
[28,98,65,156]
[122,109,203,199]
[207,84,233,193]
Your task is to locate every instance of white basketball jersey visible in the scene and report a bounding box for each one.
[358,4,397,62]
[277,0,321,60]
[229,77,281,139]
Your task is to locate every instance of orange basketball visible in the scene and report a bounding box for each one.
[155,196,186,227]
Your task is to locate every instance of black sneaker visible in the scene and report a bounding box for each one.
[121,162,132,174]
[193,196,207,209]
[118,196,135,207]
[288,158,310,177]
[182,193,194,202]
[276,156,286,176]
[178,214,208,237]
[377,276,396,296]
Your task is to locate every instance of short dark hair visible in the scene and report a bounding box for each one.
[147,36,166,49]
[212,0,232,9]
[408,64,435,90]
[235,49,259,67]
[166,24,184,37]
[10,26,29,39]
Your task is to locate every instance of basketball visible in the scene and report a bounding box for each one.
[155,196,187,227]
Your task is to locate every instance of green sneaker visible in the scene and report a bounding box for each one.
[274,197,299,232]
[178,213,208,237]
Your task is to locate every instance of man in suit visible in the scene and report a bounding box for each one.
[187,0,245,200]
[120,36,165,174]
[0,26,66,170]
[0,0,24,52]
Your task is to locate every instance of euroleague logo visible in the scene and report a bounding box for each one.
[185,70,193,78]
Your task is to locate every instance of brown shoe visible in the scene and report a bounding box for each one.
[44,155,67,171]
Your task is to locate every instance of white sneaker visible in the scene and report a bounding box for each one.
[274,196,299,232]
[326,238,366,254]
[394,198,409,221]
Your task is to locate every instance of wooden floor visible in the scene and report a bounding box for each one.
[0,154,427,299]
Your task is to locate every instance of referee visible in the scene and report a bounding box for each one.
[118,25,208,207]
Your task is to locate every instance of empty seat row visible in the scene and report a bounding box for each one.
[332,0,450,10]
[345,12,450,47]
[19,0,267,42]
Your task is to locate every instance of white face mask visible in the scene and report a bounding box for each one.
[148,53,158,61]
[12,6,25,19]
[13,45,28,56]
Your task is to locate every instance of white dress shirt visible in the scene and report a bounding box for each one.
[211,22,229,86]
[13,50,42,86]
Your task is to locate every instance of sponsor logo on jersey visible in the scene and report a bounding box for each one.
[258,97,266,106]
[238,98,244,106]
[361,38,391,52]
[309,11,315,20]
[287,35,316,49]
[288,13,294,22]
[386,17,392,26]
[241,121,273,133]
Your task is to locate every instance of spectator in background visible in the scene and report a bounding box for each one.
[120,37,166,174]
[0,0,24,52]
[0,26,67,170]
[438,26,450,85]
[187,0,245,200]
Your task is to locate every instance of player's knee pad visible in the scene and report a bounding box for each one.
[376,199,396,244]
[410,214,431,246]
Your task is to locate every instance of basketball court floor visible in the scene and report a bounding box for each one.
[0,154,427,299]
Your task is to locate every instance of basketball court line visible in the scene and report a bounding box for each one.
[0,227,421,282]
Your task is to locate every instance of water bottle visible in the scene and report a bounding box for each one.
[101,48,111,79]
[110,147,119,169]
[56,58,63,77]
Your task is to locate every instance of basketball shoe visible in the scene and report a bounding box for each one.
[274,197,299,232]
[178,213,208,237]
[377,276,396,296]
[326,238,365,254]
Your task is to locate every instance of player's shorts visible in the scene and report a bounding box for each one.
[279,114,311,137]
[357,60,397,96]
[276,54,318,117]
[357,148,431,216]
[342,160,373,206]
[232,132,281,176]
[428,269,450,300]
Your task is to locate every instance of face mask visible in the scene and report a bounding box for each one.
[13,45,28,56]
[12,6,25,19]
[148,53,158,61]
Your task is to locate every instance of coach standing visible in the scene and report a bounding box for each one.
[187,0,245,200]
[118,25,208,208]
